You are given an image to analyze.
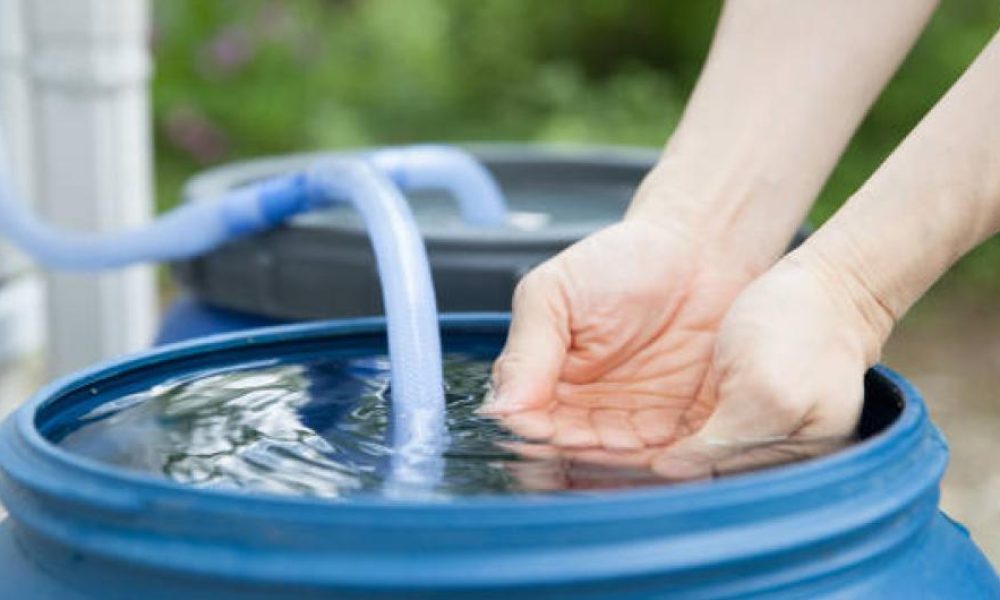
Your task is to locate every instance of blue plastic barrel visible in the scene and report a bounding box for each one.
[1,315,997,599]
[156,294,288,345]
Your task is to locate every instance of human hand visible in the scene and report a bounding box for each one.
[649,20,1000,478]
[481,216,757,453]
[647,250,891,478]
[485,236,889,481]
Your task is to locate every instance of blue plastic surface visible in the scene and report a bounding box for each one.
[156,295,288,345]
[1,315,997,599]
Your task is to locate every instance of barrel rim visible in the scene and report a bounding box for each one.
[5,313,930,508]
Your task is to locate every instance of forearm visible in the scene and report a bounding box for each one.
[790,27,1000,352]
[628,0,938,274]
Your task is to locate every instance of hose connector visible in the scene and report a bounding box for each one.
[219,173,316,237]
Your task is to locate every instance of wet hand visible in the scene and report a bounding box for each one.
[648,253,888,478]
[484,230,886,480]
[481,218,755,454]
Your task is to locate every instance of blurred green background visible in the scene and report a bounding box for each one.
[152,0,1000,289]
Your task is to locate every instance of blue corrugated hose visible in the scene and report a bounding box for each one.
[0,130,509,494]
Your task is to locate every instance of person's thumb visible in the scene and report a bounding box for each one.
[482,268,570,414]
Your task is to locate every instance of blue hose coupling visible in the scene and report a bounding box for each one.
[218,145,509,239]
[220,173,314,237]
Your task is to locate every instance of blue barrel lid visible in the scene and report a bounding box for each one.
[0,315,949,597]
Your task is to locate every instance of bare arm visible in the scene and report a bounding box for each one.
[629,0,938,274]
[651,26,1000,477]
[485,0,940,455]
[796,26,1000,346]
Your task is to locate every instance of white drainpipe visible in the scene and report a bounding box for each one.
[0,0,44,368]
[24,0,157,376]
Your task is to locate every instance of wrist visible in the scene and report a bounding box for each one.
[624,150,809,278]
[778,238,897,365]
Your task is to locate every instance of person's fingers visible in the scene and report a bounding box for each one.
[649,434,722,480]
[714,436,852,475]
[630,408,680,446]
[551,405,600,448]
[651,432,853,480]
[651,362,814,479]
[652,384,863,480]
[553,381,677,411]
[652,321,868,480]
[505,458,568,492]
[561,447,655,470]
[500,441,654,470]
[497,440,561,460]
[500,442,663,491]
[481,267,570,415]
[496,409,555,441]
[559,460,663,491]
[592,408,643,450]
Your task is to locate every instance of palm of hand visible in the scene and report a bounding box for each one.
[491,221,749,455]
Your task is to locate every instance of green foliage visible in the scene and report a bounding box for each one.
[152,0,1000,287]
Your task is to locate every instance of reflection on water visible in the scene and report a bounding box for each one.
[56,355,670,499]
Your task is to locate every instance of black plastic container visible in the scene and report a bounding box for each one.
[173,145,693,318]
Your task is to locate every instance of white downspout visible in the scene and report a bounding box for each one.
[25,0,156,376]
[0,0,44,372]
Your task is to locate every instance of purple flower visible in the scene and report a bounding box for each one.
[199,25,254,78]
[163,105,230,164]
